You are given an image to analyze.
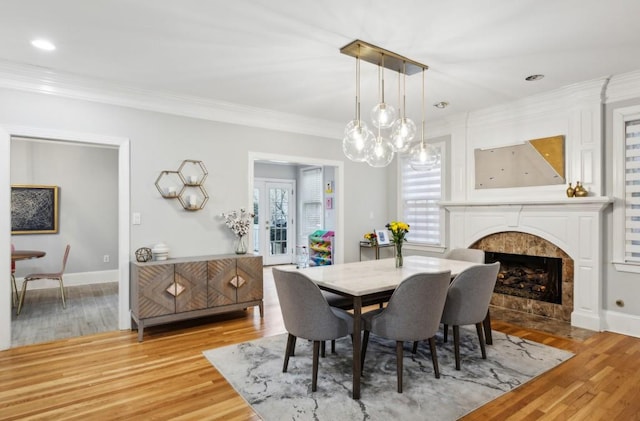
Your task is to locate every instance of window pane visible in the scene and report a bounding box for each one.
[399,144,443,245]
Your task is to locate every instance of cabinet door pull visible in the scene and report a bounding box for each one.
[230,276,246,288]
[166,282,186,297]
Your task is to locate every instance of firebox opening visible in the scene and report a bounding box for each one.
[485,251,562,304]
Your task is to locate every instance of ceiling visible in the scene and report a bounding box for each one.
[2,0,640,135]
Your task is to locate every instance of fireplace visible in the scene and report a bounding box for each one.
[472,232,572,322]
[443,198,611,330]
[486,252,562,304]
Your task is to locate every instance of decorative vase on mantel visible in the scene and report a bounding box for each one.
[395,242,403,268]
[235,235,248,255]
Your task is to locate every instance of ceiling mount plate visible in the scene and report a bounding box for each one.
[340,39,428,75]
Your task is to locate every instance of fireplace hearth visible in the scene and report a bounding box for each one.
[485,251,562,304]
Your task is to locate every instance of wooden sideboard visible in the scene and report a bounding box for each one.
[130,254,263,341]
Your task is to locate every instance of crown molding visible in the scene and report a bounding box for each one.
[605,69,640,104]
[465,77,607,129]
[0,60,343,140]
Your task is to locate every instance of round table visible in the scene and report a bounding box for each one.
[11,250,46,261]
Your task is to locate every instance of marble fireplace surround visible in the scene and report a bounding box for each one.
[442,197,612,331]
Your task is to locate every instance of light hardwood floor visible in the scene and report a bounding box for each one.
[1,270,639,420]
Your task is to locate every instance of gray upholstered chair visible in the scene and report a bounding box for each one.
[440,262,500,370]
[444,247,495,344]
[272,267,355,392]
[360,271,451,393]
[17,244,71,315]
[445,247,485,264]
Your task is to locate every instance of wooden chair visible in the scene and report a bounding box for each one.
[361,271,451,393]
[440,262,500,370]
[17,244,71,315]
[272,267,356,392]
[11,244,17,307]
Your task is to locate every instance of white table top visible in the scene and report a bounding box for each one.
[281,255,479,297]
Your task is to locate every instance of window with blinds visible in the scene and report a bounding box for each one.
[625,119,640,262]
[399,143,444,245]
[300,167,323,239]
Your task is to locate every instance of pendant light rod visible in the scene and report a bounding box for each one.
[420,67,425,145]
[355,53,361,122]
[340,39,428,75]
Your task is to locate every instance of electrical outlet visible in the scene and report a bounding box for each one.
[103,255,110,263]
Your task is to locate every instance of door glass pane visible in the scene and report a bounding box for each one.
[253,188,259,253]
[269,187,289,256]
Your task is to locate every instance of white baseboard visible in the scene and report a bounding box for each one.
[603,310,640,339]
[14,270,119,290]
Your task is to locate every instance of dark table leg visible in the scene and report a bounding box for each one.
[352,296,362,399]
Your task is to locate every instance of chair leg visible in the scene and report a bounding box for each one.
[453,325,461,370]
[428,336,440,379]
[396,341,404,393]
[412,341,418,354]
[58,276,66,309]
[483,309,493,345]
[312,340,320,392]
[283,333,296,372]
[291,336,297,356]
[476,322,487,359]
[11,273,18,308]
[17,279,29,315]
[443,324,449,343]
[360,330,370,375]
[331,339,336,354]
[321,341,326,357]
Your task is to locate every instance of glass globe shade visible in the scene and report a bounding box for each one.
[343,120,374,162]
[409,142,440,171]
[371,102,397,129]
[365,136,394,167]
[390,118,416,152]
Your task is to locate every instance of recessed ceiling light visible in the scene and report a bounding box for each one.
[433,101,449,109]
[525,74,544,81]
[31,39,56,51]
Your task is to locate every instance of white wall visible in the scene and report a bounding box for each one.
[10,139,119,278]
[0,88,390,264]
[433,72,640,336]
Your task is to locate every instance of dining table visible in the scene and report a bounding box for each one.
[281,255,482,399]
[11,250,46,261]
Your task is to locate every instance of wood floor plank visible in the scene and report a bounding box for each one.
[2,270,640,420]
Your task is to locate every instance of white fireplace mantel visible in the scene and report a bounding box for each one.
[441,197,613,331]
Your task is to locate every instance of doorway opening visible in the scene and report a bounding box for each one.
[0,125,130,350]
[249,152,344,266]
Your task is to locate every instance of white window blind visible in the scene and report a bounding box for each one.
[300,167,323,238]
[625,119,640,262]
[399,144,443,245]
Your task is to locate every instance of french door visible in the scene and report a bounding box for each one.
[254,180,295,265]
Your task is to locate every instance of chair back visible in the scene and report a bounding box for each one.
[272,267,350,341]
[445,248,485,263]
[59,244,71,274]
[441,262,500,326]
[11,243,15,272]
[370,271,451,341]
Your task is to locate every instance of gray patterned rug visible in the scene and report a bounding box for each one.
[204,328,573,420]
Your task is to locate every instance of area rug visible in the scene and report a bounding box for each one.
[203,328,573,420]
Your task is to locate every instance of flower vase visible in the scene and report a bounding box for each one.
[235,235,248,255]
[395,244,403,268]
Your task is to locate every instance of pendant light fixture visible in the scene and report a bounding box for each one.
[390,62,416,152]
[340,40,429,169]
[370,55,397,129]
[408,68,440,171]
[343,50,374,162]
